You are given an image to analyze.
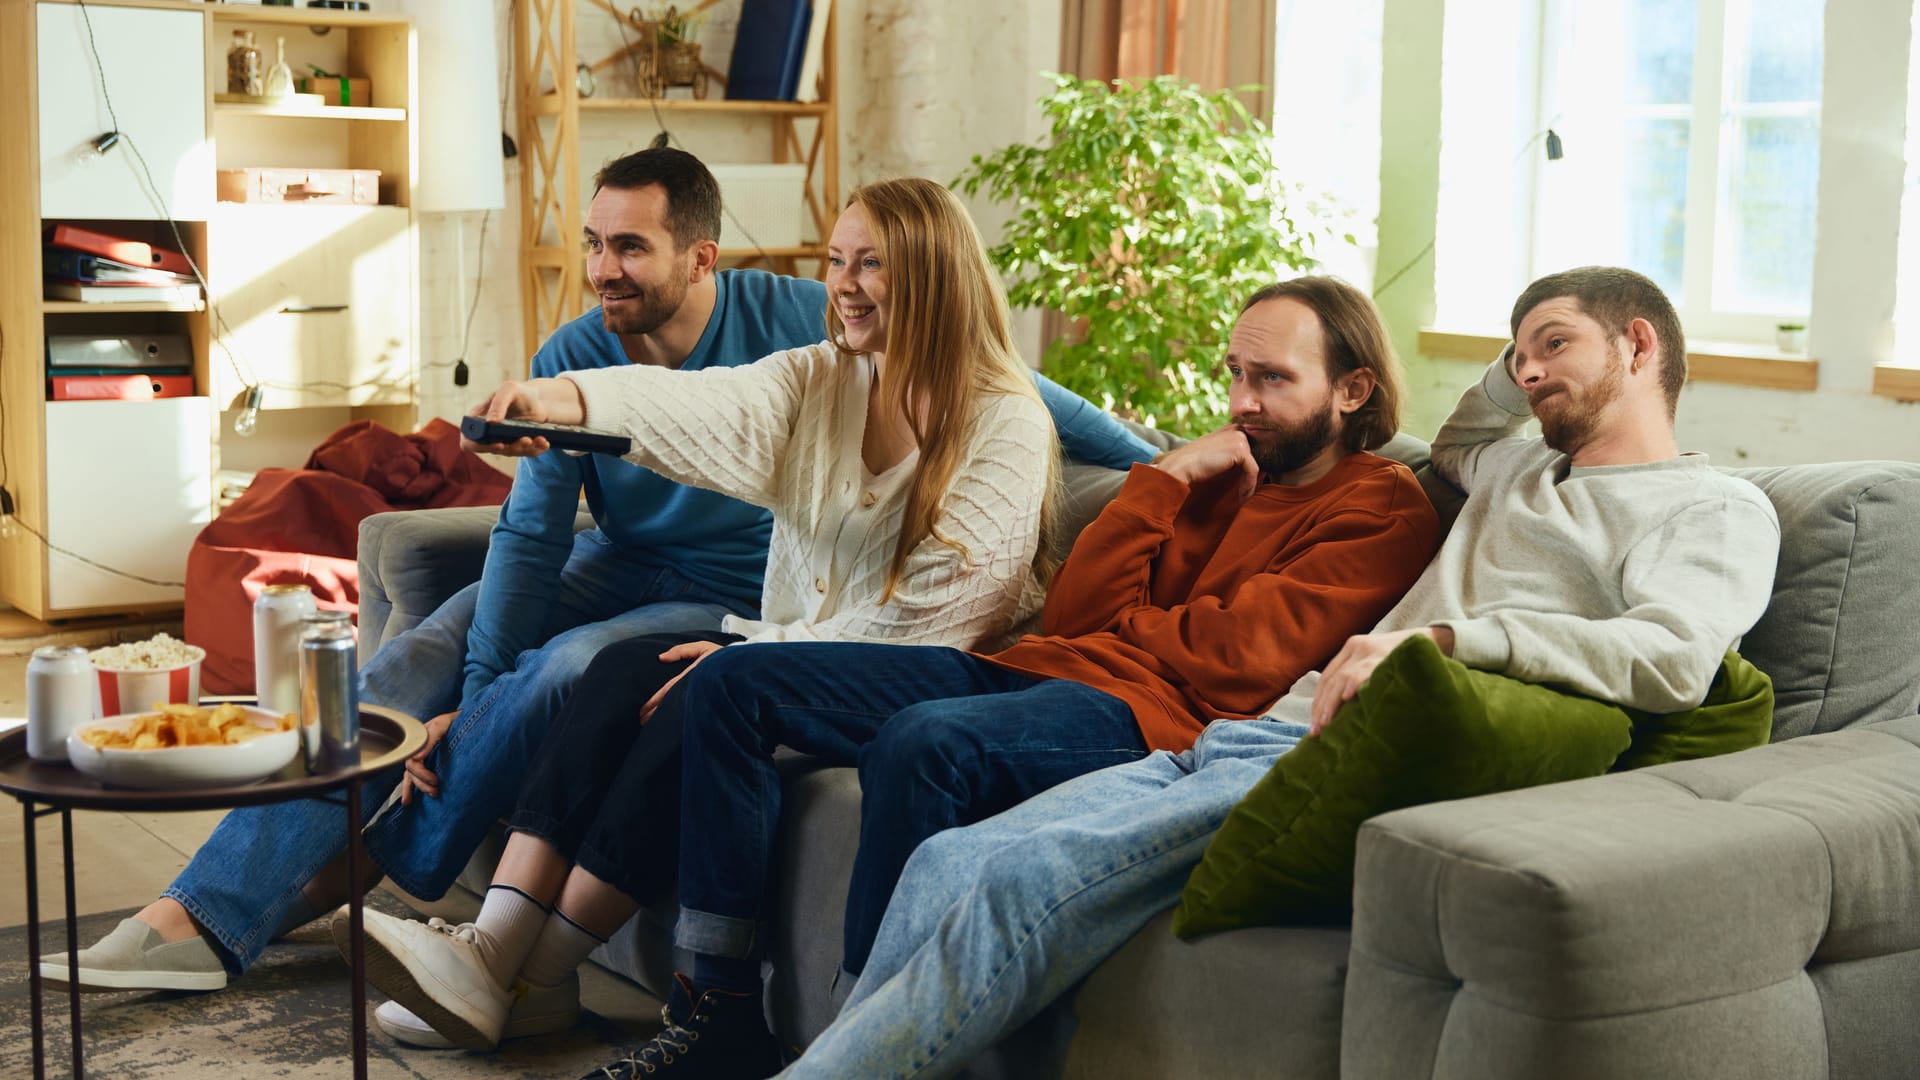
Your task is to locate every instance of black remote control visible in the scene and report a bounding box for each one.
[460,415,633,456]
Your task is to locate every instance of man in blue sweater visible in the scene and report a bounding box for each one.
[40,149,1155,1007]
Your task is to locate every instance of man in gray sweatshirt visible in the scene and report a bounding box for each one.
[774,266,1783,1080]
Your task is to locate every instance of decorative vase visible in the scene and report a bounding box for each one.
[264,36,296,100]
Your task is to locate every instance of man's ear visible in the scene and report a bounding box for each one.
[1336,368,1376,416]
[686,238,721,282]
[1625,317,1659,375]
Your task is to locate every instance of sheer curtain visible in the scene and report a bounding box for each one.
[1059,0,1273,115]
[1044,0,1275,359]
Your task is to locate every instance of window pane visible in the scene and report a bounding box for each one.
[1731,0,1823,104]
[1716,115,1820,312]
[1625,0,1695,105]
[1623,117,1692,298]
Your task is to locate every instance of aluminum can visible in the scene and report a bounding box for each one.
[299,612,359,773]
[27,645,97,762]
[253,584,317,717]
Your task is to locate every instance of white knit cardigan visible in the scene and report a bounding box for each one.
[564,342,1051,649]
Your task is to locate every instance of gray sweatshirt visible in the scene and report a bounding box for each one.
[1362,355,1781,713]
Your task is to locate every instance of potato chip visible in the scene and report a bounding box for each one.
[78,703,298,751]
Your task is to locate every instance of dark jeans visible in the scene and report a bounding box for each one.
[672,642,1149,974]
[508,630,740,905]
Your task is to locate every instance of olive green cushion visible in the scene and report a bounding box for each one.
[1612,653,1775,770]
[1172,636,1773,937]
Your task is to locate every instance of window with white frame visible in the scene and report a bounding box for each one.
[1530,0,1823,344]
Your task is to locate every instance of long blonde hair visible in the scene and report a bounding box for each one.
[825,178,1064,602]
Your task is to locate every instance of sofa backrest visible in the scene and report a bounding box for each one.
[1056,424,1920,741]
[1723,461,1920,739]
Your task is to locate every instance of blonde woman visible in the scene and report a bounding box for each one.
[342,178,1071,1059]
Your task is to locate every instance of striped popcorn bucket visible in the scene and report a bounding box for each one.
[93,646,206,716]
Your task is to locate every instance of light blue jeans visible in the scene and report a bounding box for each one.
[779,717,1309,1080]
[166,532,747,973]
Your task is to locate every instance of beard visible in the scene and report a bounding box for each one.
[597,264,691,336]
[1534,358,1625,454]
[1244,396,1339,478]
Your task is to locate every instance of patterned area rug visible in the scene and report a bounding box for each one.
[0,898,664,1079]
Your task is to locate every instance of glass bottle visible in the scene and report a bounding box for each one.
[227,30,262,97]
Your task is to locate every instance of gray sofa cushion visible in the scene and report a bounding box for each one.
[1722,463,1920,739]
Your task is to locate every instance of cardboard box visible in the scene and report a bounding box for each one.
[709,164,808,250]
[296,75,374,107]
[218,168,381,205]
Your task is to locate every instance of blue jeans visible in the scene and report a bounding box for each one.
[671,643,1151,974]
[779,715,1310,1080]
[167,533,745,973]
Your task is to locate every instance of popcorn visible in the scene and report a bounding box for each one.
[89,632,205,671]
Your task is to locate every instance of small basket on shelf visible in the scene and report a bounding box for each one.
[631,5,708,99]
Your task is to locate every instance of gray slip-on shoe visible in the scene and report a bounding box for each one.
[38,917,228,993]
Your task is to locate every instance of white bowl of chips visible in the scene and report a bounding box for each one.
[66,703,300,790]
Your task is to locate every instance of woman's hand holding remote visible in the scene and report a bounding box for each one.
[464,377,590,457]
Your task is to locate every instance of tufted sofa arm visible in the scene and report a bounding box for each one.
[1341,713,1920,1080]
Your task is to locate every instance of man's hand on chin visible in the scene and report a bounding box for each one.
[1151,426,1260,503]
[1308,625,1456,735]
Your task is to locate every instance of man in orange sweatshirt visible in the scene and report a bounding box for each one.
[585,276,1441,1078]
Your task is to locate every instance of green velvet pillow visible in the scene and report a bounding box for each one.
[1172,636,1771,938]
[1612,652,1774,770]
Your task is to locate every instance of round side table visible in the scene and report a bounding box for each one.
[0,703,425,1080]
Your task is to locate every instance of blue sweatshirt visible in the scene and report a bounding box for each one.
[460,269,1157,707]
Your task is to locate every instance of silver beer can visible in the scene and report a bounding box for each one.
[299,612,359,773]
[27,645,97,762]
[253,584,317,717]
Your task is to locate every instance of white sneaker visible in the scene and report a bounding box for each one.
[332,907,509,1051]
[375,971,581,1049]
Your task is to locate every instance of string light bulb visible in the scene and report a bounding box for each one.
[232,384,264,437]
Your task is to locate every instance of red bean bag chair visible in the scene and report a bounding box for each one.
[186,418,512,694]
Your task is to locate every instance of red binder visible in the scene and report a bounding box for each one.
[44,224,194,275]
[50,374,196,401]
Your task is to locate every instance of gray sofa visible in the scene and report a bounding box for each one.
[357,438,1920,1079]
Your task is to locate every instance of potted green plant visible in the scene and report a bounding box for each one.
[1775,322,1808,354]
[957,73,1350,435]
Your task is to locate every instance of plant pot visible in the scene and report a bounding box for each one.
[638,39,706,98]
[1775,327,1807,354]
[658,42,702,85]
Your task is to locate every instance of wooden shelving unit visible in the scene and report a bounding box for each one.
[513,0,839,358]
[0,0,419,620]
[41,300,207,315]
[213,103,407,123]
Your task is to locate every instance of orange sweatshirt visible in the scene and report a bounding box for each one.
[982,454,1441,752]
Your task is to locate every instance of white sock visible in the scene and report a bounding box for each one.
[517,906,606,989]
[471,884,550,990]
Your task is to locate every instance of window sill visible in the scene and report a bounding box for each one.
[1418,330,1819,392]
[1872,364,1920,402]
